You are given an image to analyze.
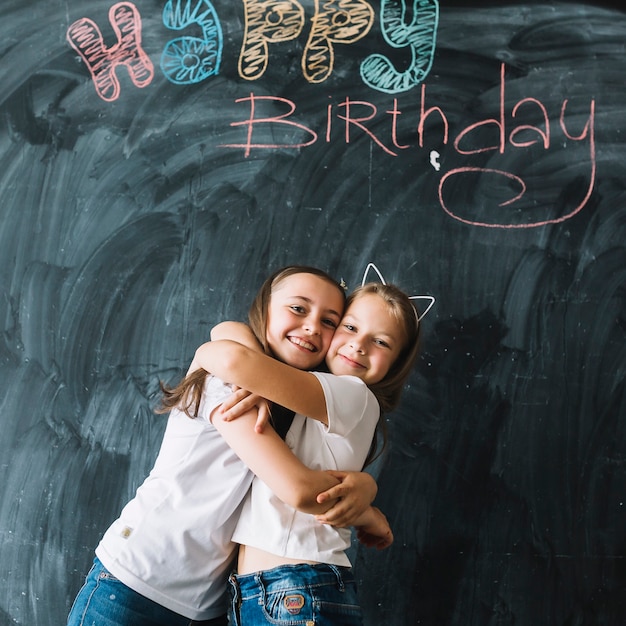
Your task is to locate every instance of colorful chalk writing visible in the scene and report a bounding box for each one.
[160,0,223,84]
[302,0,374,83]
[239,0,305,80]
[360,0,438,94]
[66,1,439,96]
[66,2,153,102]
[221,63,596,228]
[436,64,596,228]
[64,3,596,230]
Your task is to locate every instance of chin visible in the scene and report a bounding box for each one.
[301,357,322,370]
[288,352,318,368]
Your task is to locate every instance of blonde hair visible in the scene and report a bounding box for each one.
[350,282,422,466]
[158,266,345,417]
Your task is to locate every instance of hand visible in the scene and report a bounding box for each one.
[219,387,272,433]
[355,506,393,550]
[314,471,378,527]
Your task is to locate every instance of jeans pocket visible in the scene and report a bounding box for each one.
[316,598,363,625]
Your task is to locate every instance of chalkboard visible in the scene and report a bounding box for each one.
[1,1,624,625]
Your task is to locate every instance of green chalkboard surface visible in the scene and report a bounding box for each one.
[0,2,624,624]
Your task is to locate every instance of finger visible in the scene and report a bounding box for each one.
[221,387,252,408]
[219,393,241,414]
[316,483,349,503]
[316,516,348,528]
[323,470,349,480]
[255,403,271,433]
[221,396,258,421]
[315,505,354,527]
[316,498,350,517]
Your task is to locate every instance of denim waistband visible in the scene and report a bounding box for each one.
[231,563,355,594]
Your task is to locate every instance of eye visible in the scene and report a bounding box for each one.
[322,318,338,329]
[289,305,306,314]
[373,338,391,349]
[343,323,356,332]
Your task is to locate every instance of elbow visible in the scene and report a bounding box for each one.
[195,340,245,379]
[282,479,320,514]
[218,342,246,375]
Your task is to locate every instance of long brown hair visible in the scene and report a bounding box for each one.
[353,282,422,465]
[158,266,346,417]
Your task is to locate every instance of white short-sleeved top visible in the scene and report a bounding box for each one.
[96,375,251,621]
[231,372,380,567]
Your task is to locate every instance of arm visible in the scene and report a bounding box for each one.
[353,506,394,550]
[194,340,329,424]
[210,405,339,514]
[189,323,264,374]
[211,321,262,351]
[197,338,381,525]
[211,407,380,528]
[210,322,272,432]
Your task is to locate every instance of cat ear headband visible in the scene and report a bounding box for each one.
[361,262,435,323]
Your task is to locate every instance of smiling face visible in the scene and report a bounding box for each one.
[325,292,406,385]
[265,273,345,371]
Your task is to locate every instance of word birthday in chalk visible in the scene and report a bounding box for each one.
[222,64,595,229]
[66,0,439,101]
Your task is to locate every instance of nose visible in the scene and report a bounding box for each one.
[350,338,365,354]
[303,315,321,335]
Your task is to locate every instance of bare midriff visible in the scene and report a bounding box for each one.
[237,544,320,574]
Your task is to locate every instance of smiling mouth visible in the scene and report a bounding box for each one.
[339,354,366,369]
[289,336,317,352]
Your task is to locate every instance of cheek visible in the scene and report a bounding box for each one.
[383,354,397,374]
[319,338,334,355]
[327,335,342,352]
[268,313,288,334]
[374,353,392,374]
[321,327,336,342]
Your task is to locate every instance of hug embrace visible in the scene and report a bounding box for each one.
[67,263,434,626]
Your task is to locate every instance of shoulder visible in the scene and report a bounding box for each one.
[311,372,379,430]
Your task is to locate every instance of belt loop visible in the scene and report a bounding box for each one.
[229,572,241,598]
[228,572,242,625]
[255,572,267,606]
[327,564,345,592]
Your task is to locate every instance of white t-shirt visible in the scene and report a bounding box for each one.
[231,372,380,567]
[96,375,251,621]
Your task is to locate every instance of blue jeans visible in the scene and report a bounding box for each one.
[228,563,363,625]
[67,557,227,626]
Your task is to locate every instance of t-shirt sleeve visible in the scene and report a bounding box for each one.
[195,375,236,423]
[310,372,380,438]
